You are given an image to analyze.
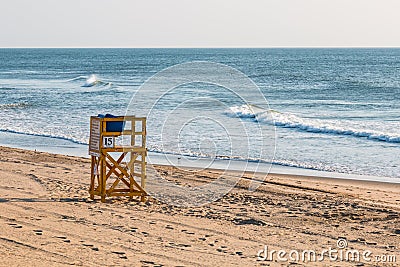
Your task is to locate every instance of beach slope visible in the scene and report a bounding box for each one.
[0,146,399,266]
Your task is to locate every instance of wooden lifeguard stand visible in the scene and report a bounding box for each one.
[88,115,147,202]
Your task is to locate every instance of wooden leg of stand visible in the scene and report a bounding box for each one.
[101,155,106,202]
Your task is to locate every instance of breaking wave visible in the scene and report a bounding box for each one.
[66,74,112,87]
[225,105,400,143]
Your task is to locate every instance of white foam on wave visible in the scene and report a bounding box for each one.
[82,75,112,87]
[82,74,100,87]
[66,74,112,87]
[65,76,88,82]
[225,105,400,143]
[0,129,88,146]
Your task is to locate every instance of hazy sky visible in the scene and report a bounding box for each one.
[1,0,399,47]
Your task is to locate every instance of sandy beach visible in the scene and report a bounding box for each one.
[0,146,399,266]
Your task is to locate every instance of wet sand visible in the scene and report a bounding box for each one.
[0,146,399,266]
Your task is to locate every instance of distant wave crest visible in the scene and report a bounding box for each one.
[225,105,400,143]
[66,74,112,87]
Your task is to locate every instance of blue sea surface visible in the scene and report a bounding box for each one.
[0,48,399,179]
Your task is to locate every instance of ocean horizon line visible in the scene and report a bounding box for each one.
[1,46,400,49]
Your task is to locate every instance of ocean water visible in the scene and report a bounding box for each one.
[0,48,399,179]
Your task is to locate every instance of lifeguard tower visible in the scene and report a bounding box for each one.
[88,115,147,202]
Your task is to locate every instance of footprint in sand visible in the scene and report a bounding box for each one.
[140,260,157,266]
[181,229,195,235]
[9,223,22,229]
[217,247,228,253]
[235,251,244,256]
[55,236,70,243]
[112,251,127,259]
[33,229,43,235]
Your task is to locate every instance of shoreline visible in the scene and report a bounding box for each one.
[0,146,399,266]
[0,130,398,184]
